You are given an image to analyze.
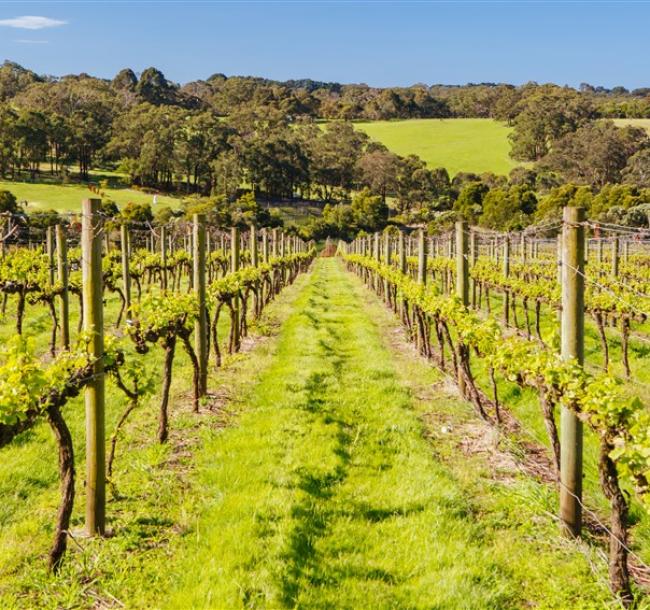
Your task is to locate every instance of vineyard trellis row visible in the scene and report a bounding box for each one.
[340,208,650,605]
[0,199,315,572]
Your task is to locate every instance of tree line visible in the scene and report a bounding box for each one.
[3,60,650,238]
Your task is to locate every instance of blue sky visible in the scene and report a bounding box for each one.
[0,1,648,88]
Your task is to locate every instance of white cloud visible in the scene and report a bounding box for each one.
[0,16,66,30]
[15,39,49,44]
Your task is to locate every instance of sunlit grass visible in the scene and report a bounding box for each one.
[354,118,519,176]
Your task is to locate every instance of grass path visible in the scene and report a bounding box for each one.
[164,258,612,609]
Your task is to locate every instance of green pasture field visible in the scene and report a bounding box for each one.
[0,174,323,225]
[612,118,650,134]
[354,118,519,177]
[0,174,180,215]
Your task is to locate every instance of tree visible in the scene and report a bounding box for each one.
[509,86,594,161]
[479,185,537,230]
[350,188,388,232]
[356,145,400,202]
[136,68,178,105]
[29,209,61,229]
[540,121,647,187]
[453,181,488,223]
[309,122,367,200]
[112,68,137,92]
[0,104,16,177]
[0,189,19,213]
[175,111,230,193]
[394,156,450,217]
[535,184,593,220]
[589,184,649,218]
[211,151,242,200]
[119,202,153,225]
[319,203,357,240]
[622,148,650,187]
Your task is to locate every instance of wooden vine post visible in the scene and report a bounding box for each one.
[160,225,168,290]
[417,228,427,285]
[470,229,477,309]
[384,232,392,306]
[194,214,208,398]
[120,224,131,316]
[262,228,269,263]
[55,224,70,350]
[456,220,469,396]
[82,199,106,536]
[398,230,406,273]
[384,232,391,264]
[560,206,585,537]
[373,232,380,290]
[272,228,279,257]
[612,238,620,277]
[231,227,241,351]
[503,236,510,325]
[250,225,258,267]
[597,238,604,266]
[46,225,55,286]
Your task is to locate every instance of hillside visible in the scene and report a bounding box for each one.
[354,118,519,176]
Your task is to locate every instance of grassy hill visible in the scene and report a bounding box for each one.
[354,118,519,177]
[0,175,180,215]
[612,118,650,134]
[0,118,520,214]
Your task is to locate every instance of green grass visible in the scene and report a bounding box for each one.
[167,259,613,608]
[354,118,519,176]
[612,118,650,134]
[0,259,620,608]
[0,174,180,214]
[0,173,322,225]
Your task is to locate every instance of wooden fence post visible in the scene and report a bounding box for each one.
[262,228,269,263]
[384,232,391,264]
[456,220,469,396]
[82,198,106,536]
[120,224,131,317]
[160,225,168,290]
[250,225,258,267]
[417,228,427,285]
[611,238,619,278]
[470,228,477,308]
[231,227,240,351]
[384,232,392,306]
[272,228,279,257]
[560,206,585,537]
[503,236,510,325]
[597,239,603,266]
[398,230,406,274]
[46,225,55,286]
[194,214,208,398]
[56,224,70,350]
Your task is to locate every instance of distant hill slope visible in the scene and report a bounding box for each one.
[354,118,519,177]
[612,118,650,134]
